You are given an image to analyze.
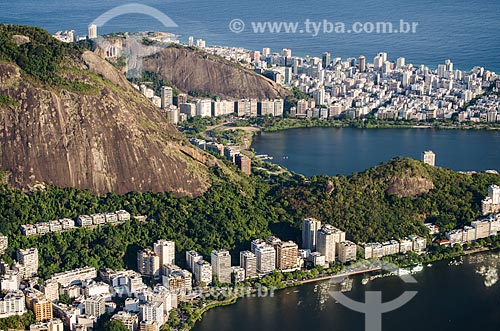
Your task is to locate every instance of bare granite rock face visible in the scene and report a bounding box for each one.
[0,58,213,196]
[81,51,132,92]
[143,47,289,100]
[386,175,434,198]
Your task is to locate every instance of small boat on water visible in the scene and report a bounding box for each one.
[398,268,411,276]
[361,278,369,285]
[412,264,424,273]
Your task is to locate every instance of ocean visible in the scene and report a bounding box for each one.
[1,0,500,72]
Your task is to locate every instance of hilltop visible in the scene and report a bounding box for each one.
[275,157,500,243]
[0,25,223,196]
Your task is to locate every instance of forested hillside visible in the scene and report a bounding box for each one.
[1,158,498,279]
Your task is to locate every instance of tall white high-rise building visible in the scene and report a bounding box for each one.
[302,218,322,251]
[445,59,454,72]
[422,150,436,166]
[396,57,406,69]
[313,88,325,106]
[160,87,173,109]
[153,240,175,268]
[185,251,203,272]
[489,185,500,205]
[373,55,384,70]
[437,64,446,78]
[358,55,366,72]
[402,71,411,88]
[188,36,194,47]
[88,24,97,39]
[141,301,165,325]
[196,100,212,117]
[196,39,206,48]
[211,250,232,284]
[255,245,275,274]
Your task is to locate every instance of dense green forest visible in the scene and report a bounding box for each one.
[0,158,498,280]
[274,158,500,242]
[0,25,82,84]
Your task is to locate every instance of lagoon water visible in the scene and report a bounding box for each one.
[1,0,500,72]
[193,252,500,331]
[251,128,500,176]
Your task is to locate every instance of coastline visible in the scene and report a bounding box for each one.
[187,245,499,331]
[256,119,500,133]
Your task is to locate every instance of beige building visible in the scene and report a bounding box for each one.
[276,241,299,271]
[399,238,413,253]
[239,251,257,279]
[0,234,8,254]
[112,311,139,331]
[48,318,64,331]
[481,185,500,215]
[364,243,384,259]
[40,280,59,302]
[338,241,357,263]
[410,236,427,253]
[17,248,38,278]
[139,320,160,331]
[317,224,345,263]
[471,220,490,239]
[462,226,477,242]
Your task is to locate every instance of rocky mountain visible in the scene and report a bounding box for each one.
[142,46,289,100]
[0,25,217,196]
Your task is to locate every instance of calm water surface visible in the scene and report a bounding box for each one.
[193,252,500,331]
[251,128,500,176]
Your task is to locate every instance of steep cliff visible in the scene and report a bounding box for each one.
[0,25,215,196]
[142,46,289,99]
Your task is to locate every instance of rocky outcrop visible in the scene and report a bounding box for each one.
[0,56,213,196]
[143,47,289,100]
[82,51,132,91]
[386,175,434,198]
